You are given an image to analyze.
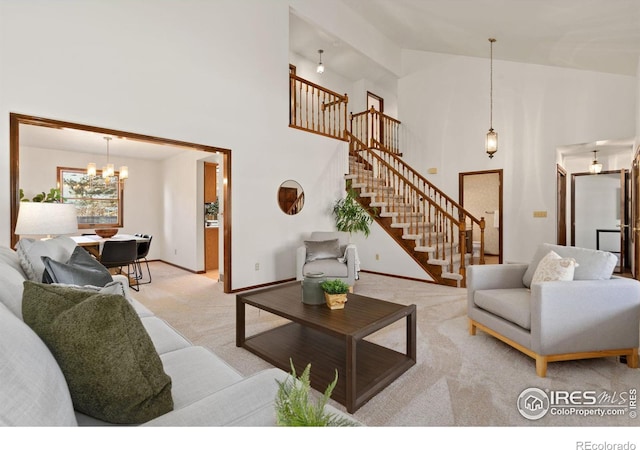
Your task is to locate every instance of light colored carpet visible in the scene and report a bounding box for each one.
[134,262,639,427]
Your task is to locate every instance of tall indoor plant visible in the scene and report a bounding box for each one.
[332,187,374,238]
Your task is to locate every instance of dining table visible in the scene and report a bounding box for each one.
[70,234,149,258]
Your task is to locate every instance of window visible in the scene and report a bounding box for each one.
[57,167,123,229]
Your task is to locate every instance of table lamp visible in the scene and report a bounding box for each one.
[15,202,78,239]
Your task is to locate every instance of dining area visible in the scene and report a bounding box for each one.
[71,232,153,291]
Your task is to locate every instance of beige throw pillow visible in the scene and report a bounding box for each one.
[531,250,578,284]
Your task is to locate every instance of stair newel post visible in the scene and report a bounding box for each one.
[479,217,486,265]
[458,219,467,287]
[342,93,348,140]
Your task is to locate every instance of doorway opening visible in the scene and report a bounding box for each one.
[9,113,234,293]
[459,169,503,264]
[571,169,629,274]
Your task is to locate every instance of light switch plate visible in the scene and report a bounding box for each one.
[533,211,547,218]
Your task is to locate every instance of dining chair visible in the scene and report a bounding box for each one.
[134,233,152,285]
[100,239,139,291]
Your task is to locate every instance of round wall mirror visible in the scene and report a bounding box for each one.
[278,180,304,215]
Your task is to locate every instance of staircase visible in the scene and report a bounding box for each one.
[287,72,485,287]
[345,129,486,288]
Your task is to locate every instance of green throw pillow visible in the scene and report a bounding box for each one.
[21,281,173,424]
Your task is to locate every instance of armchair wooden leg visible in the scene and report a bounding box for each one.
[468,319,476,336]
[535,356,548,377]
[627,349,639,369]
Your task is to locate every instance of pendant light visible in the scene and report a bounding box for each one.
[589,150,603,174]
[316,49,325,74]
[486,38,498,158]
[102,137,115,184]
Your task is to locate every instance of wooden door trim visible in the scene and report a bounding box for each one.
[556,164,567,245]
[9,113,234,293]
[458,169,504,263]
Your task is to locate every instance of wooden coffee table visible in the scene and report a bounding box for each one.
[236,282,416,413]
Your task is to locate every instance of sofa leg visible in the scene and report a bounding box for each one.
[535,356,548,377]
[627,349,639,369]
[468,320,476,336]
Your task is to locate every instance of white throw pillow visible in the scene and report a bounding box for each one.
[15,236,76,282]
[531,250,578,284]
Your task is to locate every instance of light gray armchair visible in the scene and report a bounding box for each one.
[296,231,357,286]
[467,243,640,377]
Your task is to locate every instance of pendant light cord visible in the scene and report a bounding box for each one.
[489,38,495,130]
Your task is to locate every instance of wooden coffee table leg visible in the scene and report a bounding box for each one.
[236,298,245,347]
[407,306,417,361]
[346,335,357,413]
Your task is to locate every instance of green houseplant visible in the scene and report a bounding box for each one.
[205,199,219,220]
[320,279,350,310]
[275,359,358,427]
[20,188,61,203]
[332,187,373,238]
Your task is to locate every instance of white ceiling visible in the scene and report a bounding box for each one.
[292,0,640,79]
[22,1,640,158]
[20,124,188,161]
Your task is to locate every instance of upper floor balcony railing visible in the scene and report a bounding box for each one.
[350,107,401,155]
[289,73,349,142]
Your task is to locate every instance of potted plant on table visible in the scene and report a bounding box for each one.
[320,279,350,310]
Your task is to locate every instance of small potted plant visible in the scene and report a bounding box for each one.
[320,279,350,310]
[275,359,358,427]
[205,199,219,220]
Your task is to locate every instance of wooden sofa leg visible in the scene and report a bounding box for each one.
[627,349,639,369]
[468,320,476,336]
[535,356,548,377]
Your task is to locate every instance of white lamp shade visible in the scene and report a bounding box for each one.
[87,162,97,177]
[119,165,129,180]
[15,202,78,237]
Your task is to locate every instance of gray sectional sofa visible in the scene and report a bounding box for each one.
[0,237,347,426]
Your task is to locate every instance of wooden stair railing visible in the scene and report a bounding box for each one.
[289,73,349,142]
[286,192,305,215]
[351,107,401,155]
[346,131,485,287]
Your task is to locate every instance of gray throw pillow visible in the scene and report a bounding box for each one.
[305,239,341,262]
[42,246,113,287]
[22,281,173,424]
[523,243,618,288]
[15,236,76,282]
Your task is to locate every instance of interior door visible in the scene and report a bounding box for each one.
[367,91,383,146]
[459,170,503,263]
[632,148,640,278]
[619,169,628,272]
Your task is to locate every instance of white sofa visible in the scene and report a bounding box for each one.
[0,238,349,426]
[467,243,640,377]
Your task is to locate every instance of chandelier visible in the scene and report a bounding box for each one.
[87,137,128,184]
[589,150,603,174]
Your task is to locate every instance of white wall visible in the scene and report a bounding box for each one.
[19,145,164,260]
[0,0,358,290]
[2,1,639,288]
[398,49,637,263]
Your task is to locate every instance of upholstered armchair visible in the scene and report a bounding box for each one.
[296,231,357,286]
[467,243,640,377]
